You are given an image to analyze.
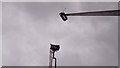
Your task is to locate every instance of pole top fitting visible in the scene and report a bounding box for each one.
[59,12,68,21]
[50,44,60,52]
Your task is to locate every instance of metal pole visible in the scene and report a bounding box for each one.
[66,10,120,16]
[49,50,53,68]
[59,10,120,21]
[49,44,60,68]
[53,52,57,68]
[54,58,57,68]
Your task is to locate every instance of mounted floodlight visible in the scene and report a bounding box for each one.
[50,44,60,52]
[59,10,120,21]
[59,12,68,21]
[49,44,60,68]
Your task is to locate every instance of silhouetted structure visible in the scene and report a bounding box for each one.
[49,44,60,68]
[59,10,120,21]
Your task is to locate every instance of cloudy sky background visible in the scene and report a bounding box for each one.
[2,2,118,66]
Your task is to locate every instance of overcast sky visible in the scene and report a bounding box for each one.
[2,2,118,66]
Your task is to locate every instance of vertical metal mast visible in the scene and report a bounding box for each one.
[49,49,53,68]
[49,44,60,68]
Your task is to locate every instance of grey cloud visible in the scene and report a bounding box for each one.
[2,2,118,66]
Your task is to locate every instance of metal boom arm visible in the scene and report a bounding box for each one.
[59,10,120,21]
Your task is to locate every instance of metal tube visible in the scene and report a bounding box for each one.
[52,51,57,68]
[53,52,57,68]
[49,50,53,68]
[49,44,60,68]
[53,52,55,58]
[66,10,120,16]
[60,10,120,21]
[54,58,57,68]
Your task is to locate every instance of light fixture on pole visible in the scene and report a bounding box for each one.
[49,44,60,68]
[59,10,120,21]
